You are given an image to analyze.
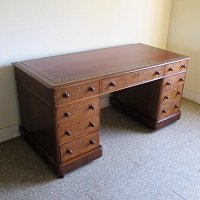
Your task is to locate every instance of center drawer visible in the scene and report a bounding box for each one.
[56,97,99,124]
[60,131,99,163]
[101,66,164,94]
[57,115,99,144]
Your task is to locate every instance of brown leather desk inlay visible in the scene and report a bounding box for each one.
[13,43,190,177]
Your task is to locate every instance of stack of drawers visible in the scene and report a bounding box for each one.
[158,60,187,120]
[54,81,101,166]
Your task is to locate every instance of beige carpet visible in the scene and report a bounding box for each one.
[0,99,200,200]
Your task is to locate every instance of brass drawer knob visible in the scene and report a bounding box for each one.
[88,86,95,92]
[135,72,139,76]
[65,130,72,136]
[89,104,96,110]
[166,81,172,85]
[181,64,186,68]
[162,109,167,114]
[89,122,95,127]
[175,105,179,109]
[90,139,96,145]
[110,81,116,87]
[168,67,173,71]
[63,92,70,98]
[180,78,184,82]
[164,95,169,99]
[66,149,73,154]
[155,71,161,75]
[64,112,71,117]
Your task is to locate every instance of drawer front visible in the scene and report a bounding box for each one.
[165,60,187,76]
[158,100,181,119]
[60,131,99,162]
[55,81,100,105]
[162,73,186,91]
[101,66,164,93]
[56,97,99,124]
[160,85,184,104]
[58,115,99,144]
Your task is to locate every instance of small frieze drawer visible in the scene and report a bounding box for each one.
[165,60,187,76]
[55,80,100,105]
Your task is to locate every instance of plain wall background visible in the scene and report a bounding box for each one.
[0,0,172,141]
[167,0,200,104]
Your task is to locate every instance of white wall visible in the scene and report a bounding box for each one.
[0,0,172,142]
[167,0,200,104]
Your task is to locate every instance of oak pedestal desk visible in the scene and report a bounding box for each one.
[13,44,190,177]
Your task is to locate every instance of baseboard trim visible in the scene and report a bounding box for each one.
[100,94,111,109]
[0,124,20,143]
[183,88,200,104]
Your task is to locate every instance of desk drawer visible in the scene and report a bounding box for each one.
[60,131,99,162]
[57,115,99,144]
[101,66,164,93]
[56,97,99,124]
[165,60,187,76]
[55,81,100,105]
[162,73,186,91]
[160,85,184,104]
[158,100,181,119]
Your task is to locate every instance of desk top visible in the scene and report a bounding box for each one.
[13,43,189,87]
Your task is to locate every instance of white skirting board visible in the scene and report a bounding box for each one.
[100,94,111,109]
[183,88,200,105]
[0,124,20,143]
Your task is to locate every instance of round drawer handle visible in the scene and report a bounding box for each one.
[168,67,173,71]
[180,78,184,82]
[89,104,96,110]
[182,65,186,68]
[175,105,179,109]
[90,139,96,145]
[88,86,95,92]
[65,130,72,136]
[64,112,71,117]
[63,92,70,98]
[166,81,172,86]
[66,149,73,154]
[162,109,167,114]
[110,81,116,87]
[164,95,169,99]
[89,122,95,127]
[135,72,140,76]
[155,71,161,75]
[177,91,182,95]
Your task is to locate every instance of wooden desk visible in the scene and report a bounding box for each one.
[13,44,190,177]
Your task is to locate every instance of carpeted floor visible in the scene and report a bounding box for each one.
[0,99,200,200]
